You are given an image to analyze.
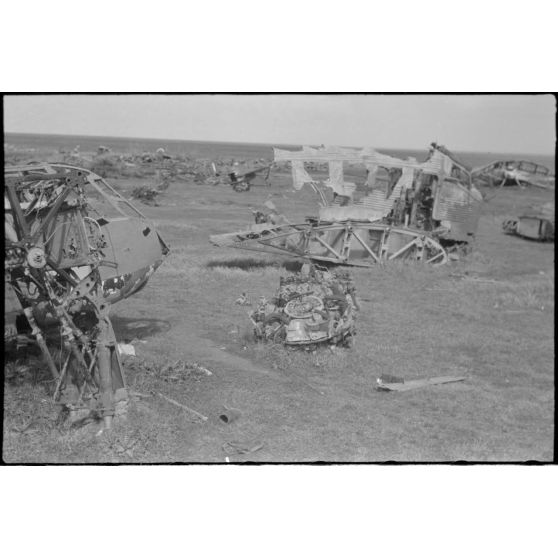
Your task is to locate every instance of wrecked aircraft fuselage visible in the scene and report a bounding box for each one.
[472,160,555,190]
[211,143,482,266]
[4,163,169,428]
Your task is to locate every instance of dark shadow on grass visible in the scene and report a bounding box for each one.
[206,257,303,272]
[505,234,555,244]
[3,342,53,388]
[111,316,172,342]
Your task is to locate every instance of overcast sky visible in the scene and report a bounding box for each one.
[3,94,555,154]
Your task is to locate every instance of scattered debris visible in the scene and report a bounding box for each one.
[124,358,213,391]
[219,406,242,424]
[117,343,136,357]
[161,359,213,377]
[192,363,213,376]
[7,140,278,193]
[249,263,357,349]
[379,374,404,384]
[376,375,466,392]
[131,185,161,205]
[228,164,273,192]
[157,392,208,422]
[235,292,252,305]
[59,145,276,190]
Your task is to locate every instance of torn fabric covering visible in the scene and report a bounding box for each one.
[365,164,378,187]
[341,182,357,198]
[327,161,344,194]
[291,160,315,190]
[275,145,447,176]
[398,167,415,192]
[324,165,357,198]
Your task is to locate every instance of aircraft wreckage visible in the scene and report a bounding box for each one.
[4,163,169,428]
[503,202,555,241]
[210,143,482,266]
[249,264,358,349]
[227,164,273,192]
[472,160,555,190]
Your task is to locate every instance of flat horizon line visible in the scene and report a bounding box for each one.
[4,130,556,157]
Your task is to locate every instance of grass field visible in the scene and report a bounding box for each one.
[3,148,555,463]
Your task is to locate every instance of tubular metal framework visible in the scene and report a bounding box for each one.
[5,163,169,428]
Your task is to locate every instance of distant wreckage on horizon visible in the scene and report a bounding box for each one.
[472,160,555,190]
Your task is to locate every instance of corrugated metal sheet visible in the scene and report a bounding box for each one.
[433,181,481,239]
[434,197,480,222]
[354,186,400,217]
[433,183,480,220]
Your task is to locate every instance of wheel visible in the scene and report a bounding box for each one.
[422,237,448,265]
